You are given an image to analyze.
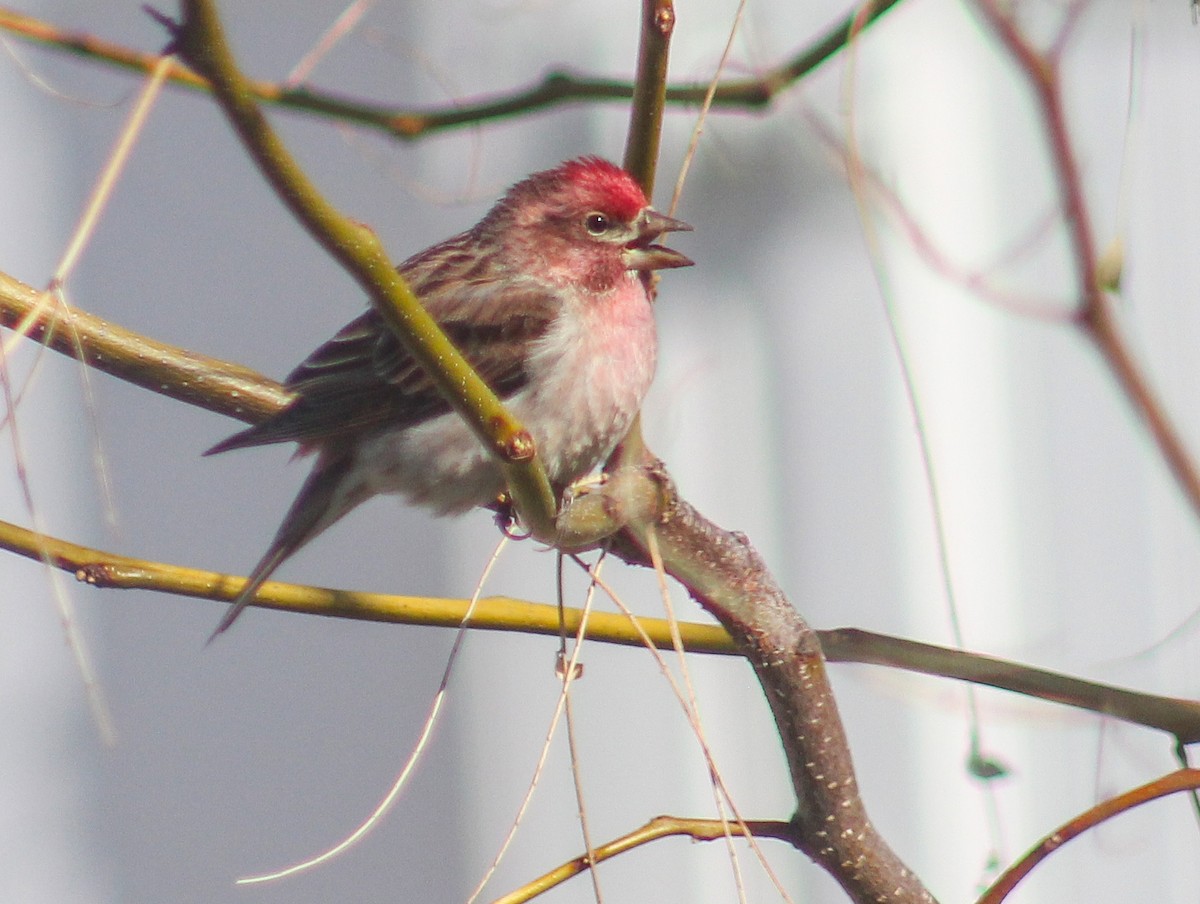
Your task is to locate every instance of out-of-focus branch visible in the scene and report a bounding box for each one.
[0,3,904,140]
[974,1,1200,526]
[167,0,557,538]
[819,628,1200,743]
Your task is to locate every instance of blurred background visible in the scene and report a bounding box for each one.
[3,1,1199,901]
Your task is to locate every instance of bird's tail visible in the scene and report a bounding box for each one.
[208,448,366,642]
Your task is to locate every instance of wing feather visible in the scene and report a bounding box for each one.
[207,230,558,455]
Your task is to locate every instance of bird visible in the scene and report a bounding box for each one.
[206,157,692,638]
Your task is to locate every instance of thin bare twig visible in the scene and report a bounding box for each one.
[977,769,1200,903]
[0,2,905,140]
[974,0,1200,525]
[493,815,797,904]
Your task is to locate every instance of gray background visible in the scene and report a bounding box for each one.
[3,1,1199,902]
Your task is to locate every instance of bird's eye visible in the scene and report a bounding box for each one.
[584,212,612,235]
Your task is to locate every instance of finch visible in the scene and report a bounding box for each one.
[206,157,691,637]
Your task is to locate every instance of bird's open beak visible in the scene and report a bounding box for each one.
[623,208,693,271]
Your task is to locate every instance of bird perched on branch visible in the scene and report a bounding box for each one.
[206,157,692,638]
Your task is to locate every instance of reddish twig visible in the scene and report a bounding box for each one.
[974,0,1200,522]
[977,769,1200,903]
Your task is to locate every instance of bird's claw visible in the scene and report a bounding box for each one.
[493,495,532,540]
[560,472,609,508]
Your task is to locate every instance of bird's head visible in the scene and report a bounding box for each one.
[487,157,693,292]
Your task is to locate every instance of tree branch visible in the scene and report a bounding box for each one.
[974,0,1200,526]
[0,271,286,422]
[819,628,1200,743]
[978,769,1200,903]
[617,485,936,902]
[168,0,558,537]
[0,3,904,140]
[495,815,798,904]
[5,504,1200,741]
[597,6,932,896]
[19,5,1174,902]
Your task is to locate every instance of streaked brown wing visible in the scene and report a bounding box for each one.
[206,234,558,454]
[280,302,553,438]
